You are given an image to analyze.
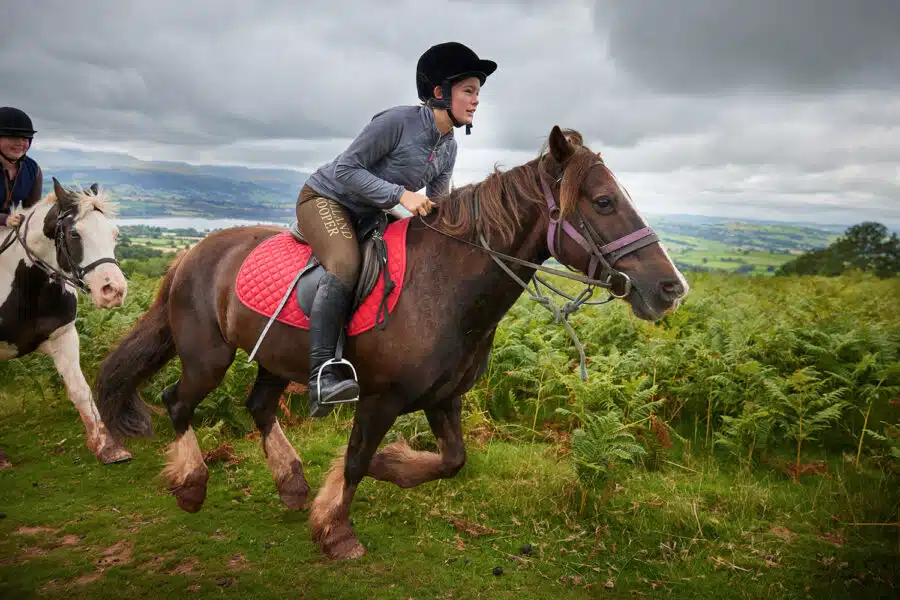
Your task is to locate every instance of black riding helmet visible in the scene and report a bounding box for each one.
[0,107,36,164]
[416,42,497,135]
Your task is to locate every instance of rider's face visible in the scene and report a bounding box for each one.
[450,77,481,126]
[433,77,482,126]
[0,136,31,162]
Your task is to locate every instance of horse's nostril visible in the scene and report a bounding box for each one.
[660,280,684,297]
[101,284,115,297]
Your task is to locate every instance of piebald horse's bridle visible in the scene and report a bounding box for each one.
[0,205,120,294]
[418,159,662,379]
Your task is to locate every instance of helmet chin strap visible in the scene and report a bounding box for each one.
[0,149,22,165]
[431,81,472,135]
[446,109,471,135]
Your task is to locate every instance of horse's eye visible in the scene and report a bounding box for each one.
[593,195,613,210]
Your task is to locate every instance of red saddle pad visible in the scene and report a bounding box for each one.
[235,219,410,335]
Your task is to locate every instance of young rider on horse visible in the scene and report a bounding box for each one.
[296,42,497,417]
[0,107,43,229]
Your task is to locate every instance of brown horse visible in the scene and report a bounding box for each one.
[96,126,688,560]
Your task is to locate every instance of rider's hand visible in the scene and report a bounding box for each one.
[398,190,434,217]
[6,214,22,228]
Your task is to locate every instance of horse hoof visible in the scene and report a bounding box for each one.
[277,460,310,511]
[321,523,366,560]
[99,445,133,465]
[325,537,366,560]
[171,469,208,513]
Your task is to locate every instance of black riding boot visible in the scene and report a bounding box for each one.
[307,272,360,417]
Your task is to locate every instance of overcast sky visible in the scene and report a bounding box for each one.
[4,0,899,227]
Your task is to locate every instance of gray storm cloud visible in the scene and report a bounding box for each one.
[3,0,898,226]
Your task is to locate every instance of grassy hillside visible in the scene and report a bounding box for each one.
[649,218,839,276]
[1,267,898,598]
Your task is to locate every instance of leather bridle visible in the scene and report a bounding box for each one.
[0,205,120,294]
[540,175,659,299]
[417,160,663,379]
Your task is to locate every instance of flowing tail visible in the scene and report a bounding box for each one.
[97,254,183,439]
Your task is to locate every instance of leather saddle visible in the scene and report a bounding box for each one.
[289,212,396,329]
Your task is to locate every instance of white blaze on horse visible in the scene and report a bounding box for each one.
[0,177,130,465]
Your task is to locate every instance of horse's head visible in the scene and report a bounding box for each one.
[44,178,127,308]
[539,126,688,321]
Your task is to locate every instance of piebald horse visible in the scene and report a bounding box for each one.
[97,127,688,559]
[0,178,129,466]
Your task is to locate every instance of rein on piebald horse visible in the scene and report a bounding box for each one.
[0,208,120,294]
[417,172,661,381]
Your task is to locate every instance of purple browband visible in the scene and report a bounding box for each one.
[540,178,658,279]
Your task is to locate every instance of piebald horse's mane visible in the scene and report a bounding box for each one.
[41,184,119,220]
[433,129,600,246]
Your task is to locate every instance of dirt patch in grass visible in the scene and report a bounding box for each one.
[227,553,248,572]
[59,534,83,546]
[14,526,57,536]
[96,541,133,568]
[169,557,200,575]
[73,571,104,585]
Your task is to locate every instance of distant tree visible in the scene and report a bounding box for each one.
[777,222,900,278]
[116,244,165,260]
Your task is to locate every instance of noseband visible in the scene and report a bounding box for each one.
[9,206,120,294]
[417,164,664,380]
[541,177,659,298]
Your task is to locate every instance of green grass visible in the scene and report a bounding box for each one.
[2,377,897,598]
[1,265,899,598]
[665,239,794,275]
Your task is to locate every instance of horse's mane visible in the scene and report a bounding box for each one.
[434,129,597,247]
[43,185,119,220]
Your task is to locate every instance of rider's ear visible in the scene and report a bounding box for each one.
[548,125,574,165]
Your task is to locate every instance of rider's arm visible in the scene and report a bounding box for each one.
[24,167,43,209]
[334,111,406,209]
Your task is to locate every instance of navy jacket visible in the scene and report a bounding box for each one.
[1,155,42,227]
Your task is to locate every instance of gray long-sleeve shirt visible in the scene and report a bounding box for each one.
[304,105,457,226]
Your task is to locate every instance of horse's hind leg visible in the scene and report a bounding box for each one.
[39,324,132,464]
[246,366,310,510]
[162,344,235,513]
[310,399,400,560]
[367,395,466,487]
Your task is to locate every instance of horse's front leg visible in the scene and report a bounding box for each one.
[309,398,400,560]
[367,395,466,487]
[39,324,132,464]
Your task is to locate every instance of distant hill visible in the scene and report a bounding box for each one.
[646,215,839,253]
[27,148,844,264]
[31,148,309,220]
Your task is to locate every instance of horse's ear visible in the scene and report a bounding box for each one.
[89,183,99,195]
[52,177,75,210]
[549,125,574,165]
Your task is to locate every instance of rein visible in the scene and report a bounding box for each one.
[417,170,661,381]
[0,206,120,294]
